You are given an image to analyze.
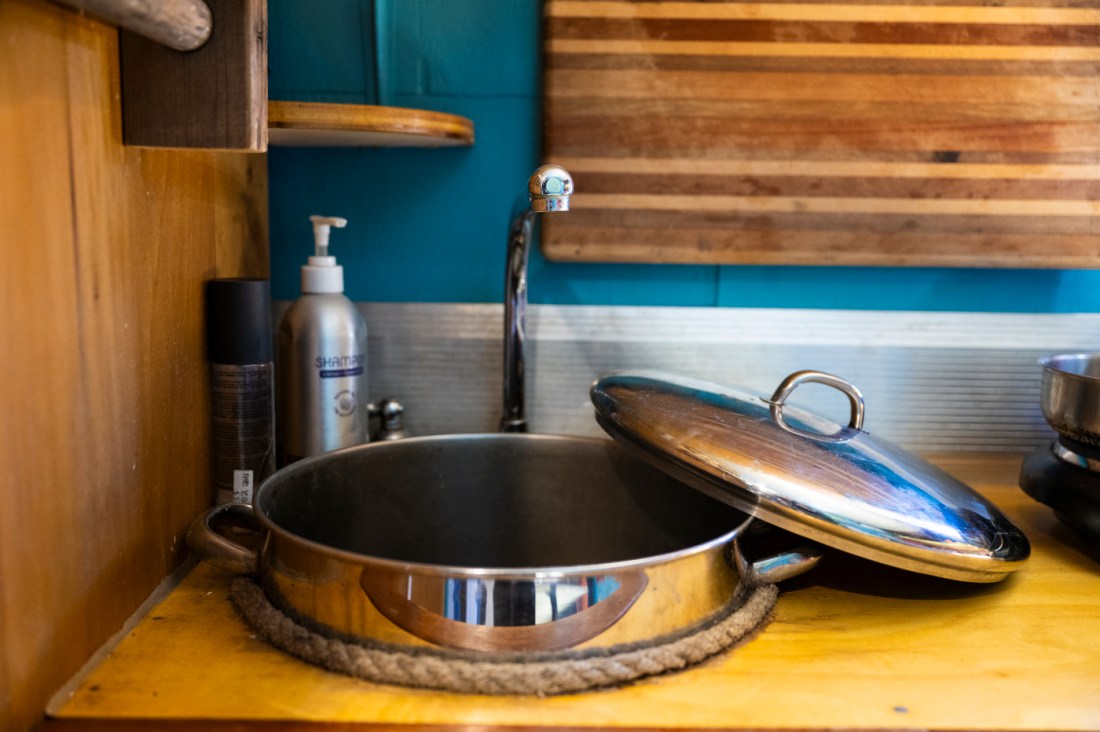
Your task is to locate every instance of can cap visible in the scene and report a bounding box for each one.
[205,278,273,365]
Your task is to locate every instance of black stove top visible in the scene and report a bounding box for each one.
[1019,440,1100,543]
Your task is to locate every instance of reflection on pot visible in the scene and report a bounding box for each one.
[359,569,647,652]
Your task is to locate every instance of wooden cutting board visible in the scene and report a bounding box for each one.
[541,0,1100,267]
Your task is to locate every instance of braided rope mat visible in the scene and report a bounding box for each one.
[230,578,778,696]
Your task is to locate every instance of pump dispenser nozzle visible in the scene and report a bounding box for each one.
[302,215,349,295]
[309,215,347,259]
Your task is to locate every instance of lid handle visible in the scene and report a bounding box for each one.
[766,370,865,436]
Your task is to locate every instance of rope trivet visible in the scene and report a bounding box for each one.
[230,578,778,696]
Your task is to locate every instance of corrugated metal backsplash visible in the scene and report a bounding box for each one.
[273,302,1100,453]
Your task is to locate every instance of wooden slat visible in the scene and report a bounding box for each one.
[542,227,1100,266]
[554,207,1100,235]
[549,40,1100,62]
[548,113,1099,159]
[572,171,1099,199]
[0,1,267,730]
[541,0,1100,266]
[549,70,1100,104]
[547,18,1100,46]
[548,2,1100,23]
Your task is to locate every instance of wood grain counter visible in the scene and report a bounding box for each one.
[44,456,1100,731]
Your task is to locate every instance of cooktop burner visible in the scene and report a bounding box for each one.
[1019,440,1100,544]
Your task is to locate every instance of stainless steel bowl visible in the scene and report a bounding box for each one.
[1040,353,1100,446]
[189,434,818,653]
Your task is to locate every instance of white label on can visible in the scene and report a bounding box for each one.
[233,469,254,504]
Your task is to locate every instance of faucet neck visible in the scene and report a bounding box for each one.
[498,164,573,433]
[500,210,537,433]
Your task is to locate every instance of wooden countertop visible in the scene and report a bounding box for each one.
[44,456,1100,731]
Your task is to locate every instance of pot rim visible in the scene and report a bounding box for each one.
[1040,353,1100,381]
[253,432,753,580]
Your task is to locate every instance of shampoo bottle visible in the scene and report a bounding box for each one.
[277,216,369,465]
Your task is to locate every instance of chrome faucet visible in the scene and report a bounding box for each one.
[499,164,574,433]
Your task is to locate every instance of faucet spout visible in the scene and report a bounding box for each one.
[500,165,574,433]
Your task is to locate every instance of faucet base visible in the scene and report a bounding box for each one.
[499,418,528,433]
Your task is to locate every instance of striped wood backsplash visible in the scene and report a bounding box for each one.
[541,0,1100,266]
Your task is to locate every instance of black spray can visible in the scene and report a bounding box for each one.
[205,278,275,505]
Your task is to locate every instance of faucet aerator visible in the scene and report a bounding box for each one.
[530,196,570,213]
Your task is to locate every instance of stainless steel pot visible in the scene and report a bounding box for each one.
[1040,353,1100,446]
[188,434,820,654]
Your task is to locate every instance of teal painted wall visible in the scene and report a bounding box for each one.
[268,0,1100,312]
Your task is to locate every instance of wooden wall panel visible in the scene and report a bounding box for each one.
[541,0,1100,267]
[0,2,267,730]
[120,0,268,150]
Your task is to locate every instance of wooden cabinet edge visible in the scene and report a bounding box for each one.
[120,0,267,151]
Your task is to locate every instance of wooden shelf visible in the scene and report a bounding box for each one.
[268,100,475,148]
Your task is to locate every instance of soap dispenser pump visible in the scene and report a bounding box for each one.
[301,215,346,294]
[276,215,369,466]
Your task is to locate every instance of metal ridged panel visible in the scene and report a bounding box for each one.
[270,302,1100,453]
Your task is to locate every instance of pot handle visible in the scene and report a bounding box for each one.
[743,543,823,585]
[185,502,259,575]
[735,521,824,585]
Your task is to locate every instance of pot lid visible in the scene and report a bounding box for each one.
[590,370,1030,583]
